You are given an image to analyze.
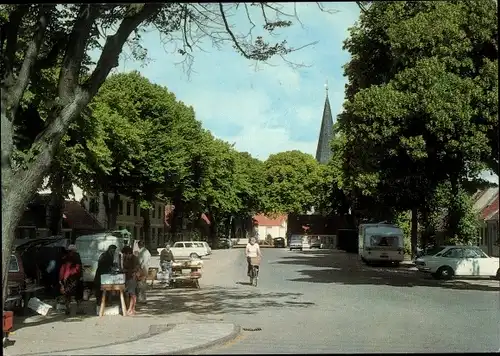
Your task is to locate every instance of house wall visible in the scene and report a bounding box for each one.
[82,192,166,249]
[256,223,288,244]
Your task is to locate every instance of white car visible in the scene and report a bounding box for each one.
[415,245,500,280]
[193,241,211,255]
[157,241,208,260]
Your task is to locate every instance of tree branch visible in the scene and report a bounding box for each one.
[218,3,251,59]
[58,5,102,103]
[84,3,163,97]
[2,5,29,80]
[7,5,53,120]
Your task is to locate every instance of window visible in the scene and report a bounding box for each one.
[442,248,463,259]
[140,227,144,239]
[126,202,131,216]
[152,228,156,239]
[152,205,156,219]
[184,242,193,248]
[158,206,162,219]
[118,199,123,215]
[134,203,138,217]
[134,227,138,239]
[9,255,19,272]
[89,198,99,214]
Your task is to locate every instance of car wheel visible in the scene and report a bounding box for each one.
[436,266,454,280]
[190,253,200,259]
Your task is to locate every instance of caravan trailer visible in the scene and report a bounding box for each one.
[358,223,404,265]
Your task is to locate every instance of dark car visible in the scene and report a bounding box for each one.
[218,238,232,249]
[273,237,285,248]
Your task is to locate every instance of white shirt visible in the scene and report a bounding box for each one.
[246,243,261,258]
[138,247,152,271]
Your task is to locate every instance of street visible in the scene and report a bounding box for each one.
[186,248,500,354]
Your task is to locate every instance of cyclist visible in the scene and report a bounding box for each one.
[245,236,262,277]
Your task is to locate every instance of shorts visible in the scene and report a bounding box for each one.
[125,279,137,296]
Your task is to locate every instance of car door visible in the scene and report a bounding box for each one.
[469,247,497,276]
[462,247,484,276]
[173,243,185,258]
[440,247,467,275]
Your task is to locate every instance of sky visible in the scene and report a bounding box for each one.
[90,2,361,160]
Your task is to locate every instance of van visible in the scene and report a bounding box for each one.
[75,232,132,285]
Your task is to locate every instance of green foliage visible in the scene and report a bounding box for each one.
[263,150,321,214]
[335,0,498,227]
[394,211,411,255]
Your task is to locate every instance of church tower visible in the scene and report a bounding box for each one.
[315,82,334,164]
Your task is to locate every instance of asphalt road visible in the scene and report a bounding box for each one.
[191,248,499,354]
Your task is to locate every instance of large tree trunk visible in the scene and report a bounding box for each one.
[411,207,419,259]
[103,192,120,230]
[1,3,163,309]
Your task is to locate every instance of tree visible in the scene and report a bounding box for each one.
[336,1,498,257]
[263,150,321,215]
[1,3,338,304]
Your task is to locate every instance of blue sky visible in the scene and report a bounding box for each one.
[93,2,361,160]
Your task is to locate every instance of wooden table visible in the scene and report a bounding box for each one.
[99,284,127,317]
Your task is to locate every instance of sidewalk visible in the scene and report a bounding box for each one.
[5,317,239,356]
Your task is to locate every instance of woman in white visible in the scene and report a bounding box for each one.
[245,237,262,277]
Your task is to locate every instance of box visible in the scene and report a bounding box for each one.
[27,297,52,316]
[100,273,125,285]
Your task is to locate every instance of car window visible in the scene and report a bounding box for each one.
[184,242,193,248]
[173,243,183,248]
[9,255,20,272]
[194,242,203,247]
[442,248,463,259]
[464,248,486,258]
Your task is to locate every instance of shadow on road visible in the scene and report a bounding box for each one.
[138,286,313,317]
[275,250,500,292]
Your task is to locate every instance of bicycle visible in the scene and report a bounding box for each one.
[249,256,261,287]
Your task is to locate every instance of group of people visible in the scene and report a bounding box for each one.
[55,240,152,316]
[55,238,261,316]
[94,241,151,316]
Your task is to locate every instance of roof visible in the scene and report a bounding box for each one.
[473,187,498,212]
[481,195,499,221]
[487,210,499,221]
[63,200,104,231]
[315,90,334,164]
[253,214,287,227]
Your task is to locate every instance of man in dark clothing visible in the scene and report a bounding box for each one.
[160,244,175,286]
[94,245,117,307]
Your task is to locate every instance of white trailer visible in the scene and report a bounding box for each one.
[358,223,404,265]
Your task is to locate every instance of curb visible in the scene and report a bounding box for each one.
[168,324,241,355]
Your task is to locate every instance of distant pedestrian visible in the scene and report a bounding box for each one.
[136,240,151,302]
[59,245,84,315]
[122,246,141,315]
[160,244,175,286]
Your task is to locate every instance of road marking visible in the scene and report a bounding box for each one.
[210,330,248,351]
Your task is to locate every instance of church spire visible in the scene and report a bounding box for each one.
[315,80,334,164]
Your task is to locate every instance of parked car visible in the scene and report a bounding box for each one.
[158,241,208,259]
[310,240,322,249]
[289,235,303,251]
[273,237,285,248]
[218,238,232,249]
[193,241,212,255]
[5,253,25,311]
[415,245,500,280]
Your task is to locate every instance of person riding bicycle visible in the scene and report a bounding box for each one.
[245,236,262,277]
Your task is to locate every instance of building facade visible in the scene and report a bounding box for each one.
[81,192,166,249]
[253,214,288,244]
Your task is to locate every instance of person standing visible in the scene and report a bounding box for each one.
[136,240,151,303]
[159,243,175,286]
[59,245,85,315]
[122,246,141,315]
[94,245,118,308]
